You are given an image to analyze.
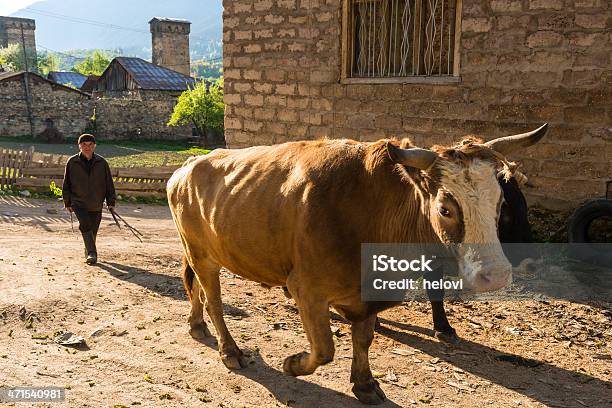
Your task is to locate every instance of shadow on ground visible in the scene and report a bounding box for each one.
[96,262,249,319]
[377,318,611,408]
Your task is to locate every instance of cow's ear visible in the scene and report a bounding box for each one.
[386,143,438,171]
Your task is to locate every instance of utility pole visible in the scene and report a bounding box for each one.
[20,23,35,139]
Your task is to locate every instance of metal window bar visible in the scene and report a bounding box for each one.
[350,0,456,78]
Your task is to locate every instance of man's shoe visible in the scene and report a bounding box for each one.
[81,231,97,265]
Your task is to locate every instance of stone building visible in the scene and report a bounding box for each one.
[222,0,611,208]
[0,71,91,139]
[150,17,191,76]
[0,16,37,70]
[92,56,197,140]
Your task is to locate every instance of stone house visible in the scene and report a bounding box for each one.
[0,71,91,140]
[222,0,611,208]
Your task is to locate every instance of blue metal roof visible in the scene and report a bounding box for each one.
[47,71,87,88]
[114,57,196,91]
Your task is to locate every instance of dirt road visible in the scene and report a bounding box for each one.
[0,196,610,407]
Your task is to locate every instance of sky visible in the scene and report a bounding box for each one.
[0,0,40,16]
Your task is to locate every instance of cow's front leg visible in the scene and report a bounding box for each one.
[350,314,386,405]
[282,286,334,376]
[430,300,459,344]
[424,267,459,344]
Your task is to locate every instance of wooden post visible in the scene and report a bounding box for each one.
[20,23,35,139]
[0,148,6,188]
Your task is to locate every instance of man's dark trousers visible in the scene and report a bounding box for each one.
[73,208,102,257]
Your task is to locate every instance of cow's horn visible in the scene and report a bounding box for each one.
[484,123,548,155]
[387,143,438,170]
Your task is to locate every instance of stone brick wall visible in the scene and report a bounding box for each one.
[222,0,611,209]
[94,90,192,140]
[0,77,191,141]
[0,75,91,138]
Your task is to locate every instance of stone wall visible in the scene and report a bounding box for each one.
[222,0,612,209]
[0,75,91,138]
[94,90,193,140]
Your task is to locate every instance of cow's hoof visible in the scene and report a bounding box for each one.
[352,379,386,405]
[221,349,247,370]
[189,323,212,340]
[435,330,460,345]
[282,352,309,376]
[374,317,382,332]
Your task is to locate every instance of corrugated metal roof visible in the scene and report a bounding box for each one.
[113,57,196,91]
[47,71,87,88]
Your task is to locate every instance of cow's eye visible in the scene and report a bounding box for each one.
[439,207,451,217]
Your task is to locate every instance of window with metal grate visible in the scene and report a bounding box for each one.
[342,0,462,83]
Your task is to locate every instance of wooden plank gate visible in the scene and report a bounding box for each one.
[0,147,35,189]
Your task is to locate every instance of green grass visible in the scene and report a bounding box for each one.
[106,146,209,167]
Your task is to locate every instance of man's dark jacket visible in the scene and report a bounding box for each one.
[62,153,116,211]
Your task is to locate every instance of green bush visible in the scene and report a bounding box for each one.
[49,181,63,198]
[168,78,224,142]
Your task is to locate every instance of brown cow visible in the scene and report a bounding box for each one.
[168,124,547,405]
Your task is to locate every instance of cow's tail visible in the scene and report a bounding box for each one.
[182,255,195,303]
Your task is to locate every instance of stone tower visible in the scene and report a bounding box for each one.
[149,17,191,76]
[0,16,36,70]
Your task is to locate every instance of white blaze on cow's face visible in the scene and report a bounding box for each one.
[433,158,512,293]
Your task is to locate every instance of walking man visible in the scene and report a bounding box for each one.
[62,134,116,265]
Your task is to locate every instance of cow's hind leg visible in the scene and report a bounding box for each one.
[282,285,334,376]
[182,256,212,339]
[189,278,212,339]
[351,315,386,405]
[192,257,246,369]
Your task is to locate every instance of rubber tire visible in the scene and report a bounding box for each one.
[567,199,612,267]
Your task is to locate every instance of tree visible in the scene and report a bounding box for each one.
[0,44,26,72]
[37,52,60,76]
[72,50,111,76]
[168,78,224,146]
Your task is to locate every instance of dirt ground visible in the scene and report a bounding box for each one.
[0,195,610,408]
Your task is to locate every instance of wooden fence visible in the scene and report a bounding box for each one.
[15,164,179,198]
[0,147,178,198]
[0,147,35,189]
